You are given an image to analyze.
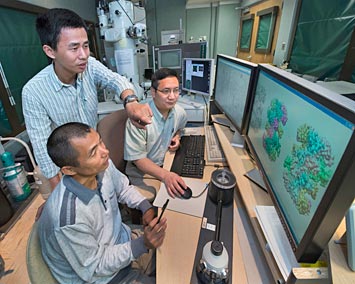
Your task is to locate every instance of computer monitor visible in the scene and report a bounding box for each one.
[158,49,182,69]
[153,42,208,80]
[213,54,257,147]
[245,63,355,263]
[182,58,214,97]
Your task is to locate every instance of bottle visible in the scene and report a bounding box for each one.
[1,151,31,201]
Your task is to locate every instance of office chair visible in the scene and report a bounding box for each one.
[26,222,58,284]
[97,109,158,202]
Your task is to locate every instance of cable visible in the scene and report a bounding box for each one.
[192,182,210,199]
[116,0,134,25]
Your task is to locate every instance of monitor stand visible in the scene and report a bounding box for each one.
[211,116,231,128]
[244,168,267,192]
[230,131,245,149]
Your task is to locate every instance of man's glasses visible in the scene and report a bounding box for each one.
[155,88,180,96]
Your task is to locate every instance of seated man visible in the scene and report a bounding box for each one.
[124,68,188,198]
[38,122,167,284]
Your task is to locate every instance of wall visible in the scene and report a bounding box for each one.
[186,3,241,58]
[19,0,97,22]
[145,0,186,66]
[273,0,298,66]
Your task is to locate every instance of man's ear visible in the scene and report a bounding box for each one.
[42,45,55,60]
[150,87,156,98]
[61,166,77,176]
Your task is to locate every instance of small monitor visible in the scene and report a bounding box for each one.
[158,49,182,69]
[182,58,214,96]
[213,54,257,147]
[245,63,355,263]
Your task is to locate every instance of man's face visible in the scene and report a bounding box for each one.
[151,76,180,113]
[50,27,90,78]
[69,129,110,177]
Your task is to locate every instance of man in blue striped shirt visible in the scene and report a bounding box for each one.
[22,8,152,190]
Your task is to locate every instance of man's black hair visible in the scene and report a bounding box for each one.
[36,8,88,50]
[151,68,179,90]
[47,122,91,168]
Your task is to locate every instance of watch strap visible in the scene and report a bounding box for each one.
[123,94,138,108]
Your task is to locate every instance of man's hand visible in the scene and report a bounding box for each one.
[125,102,153,129]
[162,172,186,198]
[143,216,167,249]
[35,202,46,221]
[168,135,180,152]
[49,173,61,190]
[142,207,155,227]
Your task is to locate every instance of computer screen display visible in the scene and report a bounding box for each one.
[214,55,257,134]
[245,64,355,262]
[158,49,182,69]
[182,58,214,96]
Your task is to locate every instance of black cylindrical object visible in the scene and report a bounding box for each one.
[208,169,236,205]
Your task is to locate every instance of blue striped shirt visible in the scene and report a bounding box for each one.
[22,56,134,178]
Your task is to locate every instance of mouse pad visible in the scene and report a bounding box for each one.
[153,178,209,218]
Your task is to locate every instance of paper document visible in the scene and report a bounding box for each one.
[153,178,209,218]
[255,206,299,280]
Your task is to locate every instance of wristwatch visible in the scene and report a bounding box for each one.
[123,94,139,108]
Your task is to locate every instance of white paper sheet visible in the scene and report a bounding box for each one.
[153,177,209,218]
[255,206,299,280]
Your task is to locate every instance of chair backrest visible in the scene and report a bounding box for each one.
[26,222,58,284]
[97,109,128,173]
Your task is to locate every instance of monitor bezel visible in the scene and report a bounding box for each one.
[244,63,355,263]
[212,54,257,135]
[181,57,214,97]
[157,49,182,69]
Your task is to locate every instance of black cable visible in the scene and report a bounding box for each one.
[116,0,134,25]
[192,182,210,199]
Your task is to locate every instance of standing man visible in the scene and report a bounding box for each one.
[22,8,152,189]
[124,68,188,198]
[39,122,166,283]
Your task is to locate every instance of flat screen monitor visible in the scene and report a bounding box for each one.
[213,54,257,147]
[158,49,182,69]
[182,58,214,97]
[245,63,355,263]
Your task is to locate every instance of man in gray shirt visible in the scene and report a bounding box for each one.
[38,122,167,283]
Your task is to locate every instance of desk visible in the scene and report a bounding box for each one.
[157,128,274,283]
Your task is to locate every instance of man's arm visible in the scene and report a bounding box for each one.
[49,173,61,189]
[120,89,153,129]
[22,86,60,180]
[90,57,153,129]
[134,158,186,197]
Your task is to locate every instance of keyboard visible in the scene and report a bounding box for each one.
[170,135,205,178]
[205,125,226,163]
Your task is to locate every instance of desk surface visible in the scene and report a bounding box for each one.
[157,130,274,283]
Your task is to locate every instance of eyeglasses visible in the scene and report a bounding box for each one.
[155,88,180,96]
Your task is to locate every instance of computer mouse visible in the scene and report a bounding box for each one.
[181,186,192,199]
